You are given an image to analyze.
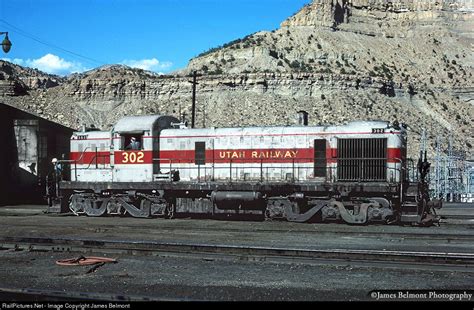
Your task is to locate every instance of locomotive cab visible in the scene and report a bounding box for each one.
[68,115,179,183]
[112,115,179,182]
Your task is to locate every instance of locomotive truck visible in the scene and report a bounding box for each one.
[46,113,441,225]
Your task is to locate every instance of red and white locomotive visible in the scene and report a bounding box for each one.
[48,113,441,225]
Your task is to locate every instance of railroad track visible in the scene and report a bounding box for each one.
[1,236,473,301]
[1,220,474,243]
[1,236,474,269]
[440,214,474,220]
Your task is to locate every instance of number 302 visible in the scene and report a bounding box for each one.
[122,151,145,164]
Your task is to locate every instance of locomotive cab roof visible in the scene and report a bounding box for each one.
[113,115,180,134]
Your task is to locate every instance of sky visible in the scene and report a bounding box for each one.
[0,0,310,76]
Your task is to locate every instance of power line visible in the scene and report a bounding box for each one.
[0,19,105,66]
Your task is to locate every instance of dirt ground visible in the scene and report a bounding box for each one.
[0,203,473,302]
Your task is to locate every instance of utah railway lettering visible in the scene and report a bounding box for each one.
[218,150,299,160]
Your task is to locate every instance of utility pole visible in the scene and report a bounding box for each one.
[202,103,206,128]
[435,136,441,198]
[444,153,448,201]
[419,128,426,180]
[448,137,453,201]
[420,128,427,156]
[188,71,199,128]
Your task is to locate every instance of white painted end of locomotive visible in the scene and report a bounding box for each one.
[70,130,112,182]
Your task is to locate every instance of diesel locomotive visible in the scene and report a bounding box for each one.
[46,113,441,225]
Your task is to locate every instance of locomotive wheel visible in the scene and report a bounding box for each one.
[138,199,152,218]
[84,199,107,217]
[106,199,123,216]
[69,194,90,215]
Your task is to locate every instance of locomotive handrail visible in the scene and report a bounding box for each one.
[57,147,90,164]
[154,156,404,185]
[56,146,94,167]
[66,152,406,185]
[389,157,404,207]
[407,158,418,182]
[59,147,111,181]
[55,146,92,181]
[153,158,178,181]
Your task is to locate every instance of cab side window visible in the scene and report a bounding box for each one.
[195,142,206,165]
[122,134,143,151]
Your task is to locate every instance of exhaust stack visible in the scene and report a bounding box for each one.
[297,110,308,126]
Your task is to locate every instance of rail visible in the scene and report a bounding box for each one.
[2,236,474,267]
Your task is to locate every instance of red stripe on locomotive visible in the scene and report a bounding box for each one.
[159,148,402,164]
[70,151,155,165]
[71,148,402,165]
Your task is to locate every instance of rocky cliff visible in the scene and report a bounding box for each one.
[0,61,63,96]
[1,0,473,160]
[282,0,474,29]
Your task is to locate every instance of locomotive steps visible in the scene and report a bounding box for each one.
[1,236,474,269]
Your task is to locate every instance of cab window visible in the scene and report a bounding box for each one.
[121,134,143,151]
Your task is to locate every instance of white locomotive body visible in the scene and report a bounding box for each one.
[49,114,440,226]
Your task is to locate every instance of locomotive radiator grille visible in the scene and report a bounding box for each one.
[337,138,387,182]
